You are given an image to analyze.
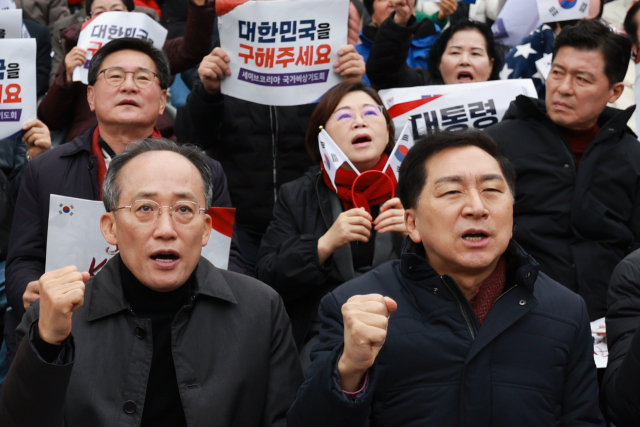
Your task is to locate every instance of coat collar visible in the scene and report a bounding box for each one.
[58,126,96,158]
[86,254,237,321]
[399,238,539,293]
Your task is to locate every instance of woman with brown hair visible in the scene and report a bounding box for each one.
[256,79,407,369]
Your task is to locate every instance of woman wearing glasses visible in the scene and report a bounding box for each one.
[256,80,407,369]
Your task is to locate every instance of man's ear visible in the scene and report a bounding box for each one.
[404,209,422,244]
[201,213,212,247]
[158,89,167,116]
[100,212,118,245]
[87,85,96,112]
[608,81,625,104]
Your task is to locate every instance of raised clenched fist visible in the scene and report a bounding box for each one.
[37,266,91,345]
[337,294,397,391]
[199,47,231,95]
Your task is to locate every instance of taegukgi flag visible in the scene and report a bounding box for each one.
[0,38,36,140]
[378,80,537,140]
[217,0,349,106]
[383,120,414,181]
[536,0,589,24]
[318,128,359,192]
[46,195,236,276]
[73,11,168,84]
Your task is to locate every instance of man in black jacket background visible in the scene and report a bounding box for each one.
[485,20,639,321]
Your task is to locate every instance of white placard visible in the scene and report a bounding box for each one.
[537,0,589,24]
[45,195,234,276]
[73,11,168,84]
[0,10,22,39]
[591,317,608,369]
[635,60,640,139]
[0,38,36,140]
[379,80,537,139]
[0,0,16,9]
[492,0,541,48]
[535,52,552,82]
[218,0,348,106]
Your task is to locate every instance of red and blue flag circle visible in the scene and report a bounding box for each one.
[63,206,71,213]
[559,0,577,9]
[324,154,331,170]
[394,145,409,162]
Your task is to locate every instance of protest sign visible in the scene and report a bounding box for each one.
[492,0,541,47]
[379,80,537,140]
[535,52,552,82]
[72,11,168,84]
[45,195,235,276]
[0,38,36,140]
[591,317,608,368]
[0,9,22,39]
[217,0,348,106]
[383,121,414,181]
[536,0,589,24]
[0,0,15,9]
[635,59,640,137]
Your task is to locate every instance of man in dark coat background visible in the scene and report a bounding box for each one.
[4,38,245,366]
[485,19,640,321]
[287,130,604,427]
[1,138,303,426]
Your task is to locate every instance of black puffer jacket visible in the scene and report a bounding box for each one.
[602,249,640,426]
[256,166,402,349]
[485,96,640,321]
[175,83,316,236]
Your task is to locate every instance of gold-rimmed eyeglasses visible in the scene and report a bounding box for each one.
[98,67,159,89]
[114,200,206,225]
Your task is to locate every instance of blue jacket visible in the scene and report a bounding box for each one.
[356,21,439,87]
[287,240,605,427]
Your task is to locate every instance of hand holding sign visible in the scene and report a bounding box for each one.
[338,294,398,391]
[334,45,365,79]
[437,0,458,21]
[65,47,87,85]
[38,266,91,345]
[199,47,231,95]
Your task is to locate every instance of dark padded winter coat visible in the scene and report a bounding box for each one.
[485,95,640,321]
[287,240,605,427]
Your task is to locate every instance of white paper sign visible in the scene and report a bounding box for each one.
[0,10,22,39]
[379,80,537,139]
[46,195,235,276]
[0,0,16,9]
[591,317,608,369]
[537,0,589,24]
[535,52,552,81]
[73,11,168,84]
[218,0,349,106]
[492,0,541,48]
[0,38,36,140]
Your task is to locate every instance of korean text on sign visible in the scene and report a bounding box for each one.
[0,38,36,140]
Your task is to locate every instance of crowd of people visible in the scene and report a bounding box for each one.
[3,0,640,425]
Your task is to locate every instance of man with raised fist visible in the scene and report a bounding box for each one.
[1,139,303,427]
[287,130,605,427]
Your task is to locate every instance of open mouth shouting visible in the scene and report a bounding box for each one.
[150,249,180,268]
[461,229,490,247]
[457,71,474,83]
[351,133,372,148]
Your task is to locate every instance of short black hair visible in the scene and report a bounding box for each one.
[398,130,516,210]
[427,19,502,82]
[624,1,640,48]
[552,19,631,87]
[88,37,171,89]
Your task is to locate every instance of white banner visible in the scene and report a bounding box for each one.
[0,10,22,39]
[379,80,537,140]
[218,0,349,106]
[45,195,235,276]
[0,38,36,140]
[73,11,168,84]
[536,0,589,24]
[492,0,540,48]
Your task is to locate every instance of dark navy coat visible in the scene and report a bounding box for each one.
[287,240,605,427]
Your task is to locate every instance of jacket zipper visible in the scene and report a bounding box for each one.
[440,276,476,340]
[270,106,278,203]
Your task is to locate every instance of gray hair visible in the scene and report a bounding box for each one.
[102,138,213,212]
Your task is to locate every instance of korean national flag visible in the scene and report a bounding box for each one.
[537,0,589,24]
[383,121,414,182]
[318,129,360,192]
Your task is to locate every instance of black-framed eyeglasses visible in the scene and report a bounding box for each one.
[98,67,159,89]
[114,200,206,225]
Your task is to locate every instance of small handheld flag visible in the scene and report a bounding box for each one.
[318,127,360,192]
[383,119,414,181]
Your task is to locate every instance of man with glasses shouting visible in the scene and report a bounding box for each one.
[1,139,303,426]
[3,38,246,369]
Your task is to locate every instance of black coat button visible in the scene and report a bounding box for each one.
[123,400,137,414]
[134,326,146,339]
